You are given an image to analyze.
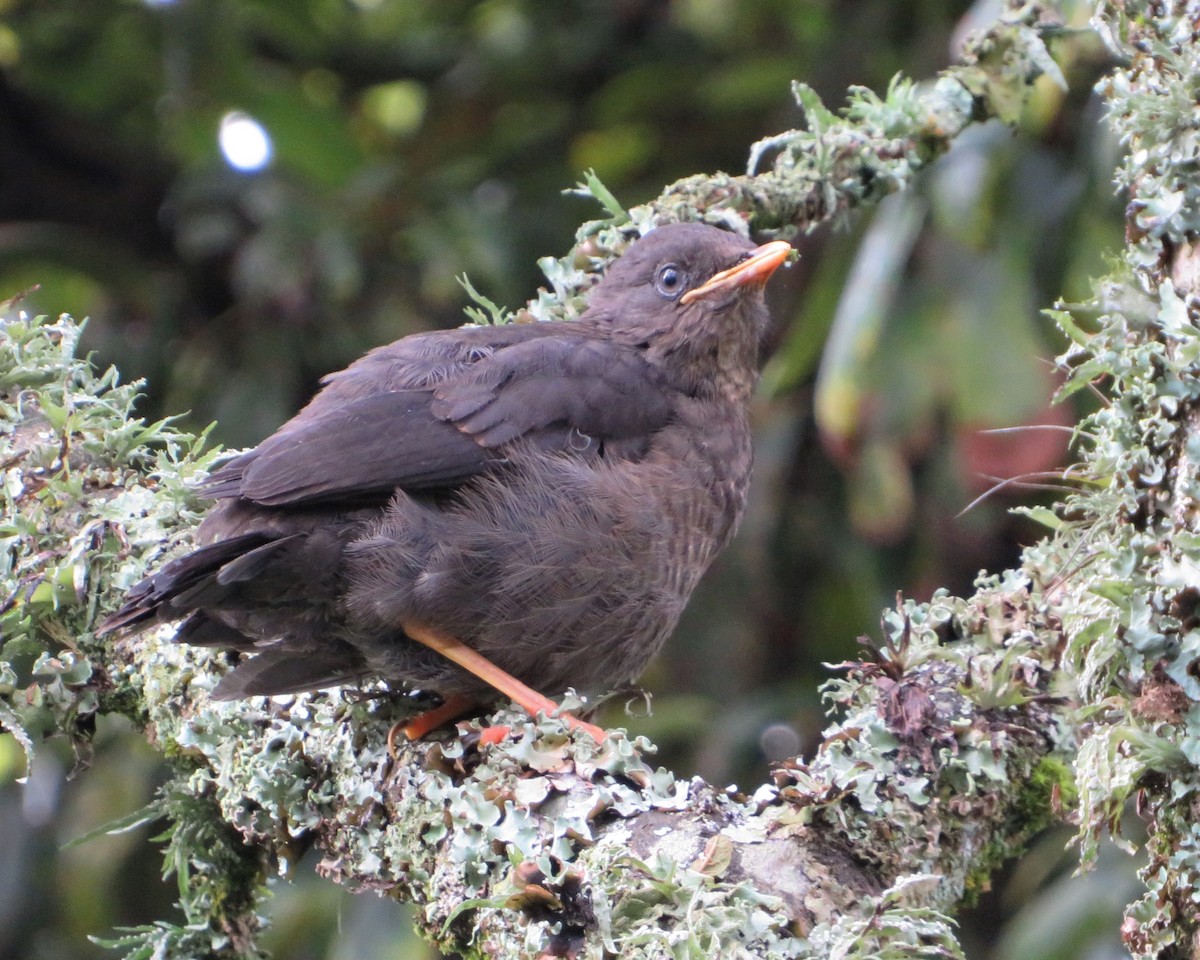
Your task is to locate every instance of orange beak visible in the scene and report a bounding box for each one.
[680,239,793,305]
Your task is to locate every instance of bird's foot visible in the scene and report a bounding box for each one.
[388,701,605,755]
[478,724,512,745]
[388,693,478,755]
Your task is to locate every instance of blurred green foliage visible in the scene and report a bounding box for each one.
[0,0,1130,958]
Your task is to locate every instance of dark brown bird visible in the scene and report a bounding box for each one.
[99,222,791,741]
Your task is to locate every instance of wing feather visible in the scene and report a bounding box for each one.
[202,328,675,508]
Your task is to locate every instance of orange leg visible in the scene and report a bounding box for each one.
[388,695,514,755]
[393,692,478,748]
[402,620,607,743]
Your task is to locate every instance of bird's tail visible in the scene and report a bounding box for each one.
[96,529,372,700]
[94,533,273,636]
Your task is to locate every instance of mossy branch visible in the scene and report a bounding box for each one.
[9,1,1199,958]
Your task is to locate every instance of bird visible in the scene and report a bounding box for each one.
[98,222,792,742]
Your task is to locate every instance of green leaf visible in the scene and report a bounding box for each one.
[441,895,507,935]
[457,274,512,326]
[1044,307,1092,346]
[791,82,838,134]
[1012,505,1063,531]
[0,699,35,779]
[814,192,926,443]
[62,800,167,850]
[39,393,69,431]
[566,168,628,223]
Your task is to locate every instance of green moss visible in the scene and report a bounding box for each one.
[958,757,1075,907]
[1023,757,1077,825]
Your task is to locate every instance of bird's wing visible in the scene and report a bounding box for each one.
[430,336,674,446]
[202,332,674,507]
[205,391,499,506]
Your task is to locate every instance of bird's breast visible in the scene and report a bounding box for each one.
[632,399,753,596]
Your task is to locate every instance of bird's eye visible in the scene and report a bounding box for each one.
[654,264,683,299]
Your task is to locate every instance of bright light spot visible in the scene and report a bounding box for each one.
[219,111,273,172]
[361,80,427,137]
[0,24,20,68]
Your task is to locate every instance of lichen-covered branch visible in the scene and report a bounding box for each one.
[13,1,1200,958]
[0,328,1072,956]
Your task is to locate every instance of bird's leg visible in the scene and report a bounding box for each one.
[390,693,479,752]
[401,620,607,743]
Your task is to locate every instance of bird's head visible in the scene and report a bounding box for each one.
[581,222,792,400]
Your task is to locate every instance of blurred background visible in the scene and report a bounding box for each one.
[0,0,1130,958]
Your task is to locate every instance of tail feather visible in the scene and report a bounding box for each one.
[196,451,255,500]
[215,536,300,586]
[174,611,258,650]
[98,523,367,702]
[95,533,272,636]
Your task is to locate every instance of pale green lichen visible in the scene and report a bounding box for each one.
[769,573,1069,912]
[806,875,965,960]
[1031,2,1200,955]
[0,313,265,956]
[0,314,218,752]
